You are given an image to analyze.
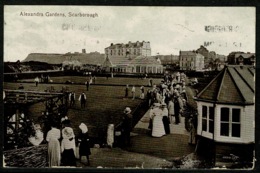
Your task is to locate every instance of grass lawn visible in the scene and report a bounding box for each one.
[4,80,152,145]
[18,76,162,87]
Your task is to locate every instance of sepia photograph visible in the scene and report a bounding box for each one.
[3,5,256,169]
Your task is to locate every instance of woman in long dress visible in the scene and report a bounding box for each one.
[61,127,76,166]
[151,103,166,137]
[78,123,91,165]
[46,122,61,167]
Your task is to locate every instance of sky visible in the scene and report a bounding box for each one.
[4,6,255,62]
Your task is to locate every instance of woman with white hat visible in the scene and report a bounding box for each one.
[61,127,76,166]
[78,123,91,165]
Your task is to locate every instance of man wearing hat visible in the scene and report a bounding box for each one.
[121,107,133,147]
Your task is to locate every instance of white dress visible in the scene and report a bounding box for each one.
[151,108,165,137]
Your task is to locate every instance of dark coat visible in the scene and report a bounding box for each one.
[78,132,91,156]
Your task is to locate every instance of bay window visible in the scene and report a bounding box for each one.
[202,105,214,133]
[220,107,241,137]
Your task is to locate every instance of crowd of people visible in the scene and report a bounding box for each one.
[9,71,196,167]
[118,72,189,145]
[27,118,91,167]
[146,72,188,137]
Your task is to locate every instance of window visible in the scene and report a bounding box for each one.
[202,105,214,133]
[202,106,207,131]
[220,107,241,137]
[209,107,214,133]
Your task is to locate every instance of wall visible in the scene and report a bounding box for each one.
[196,101,255,144]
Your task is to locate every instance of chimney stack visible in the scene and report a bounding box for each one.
[82,49,86,53]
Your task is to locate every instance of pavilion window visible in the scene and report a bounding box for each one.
[148,67,152,73]
[220,107,241,137]
[202,106,207,131]
[202,105,214,133]
[153,67,156,73]
[209,107,214,133]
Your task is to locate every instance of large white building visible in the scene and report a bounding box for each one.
[103,41,163,74]
[105,41,151,60]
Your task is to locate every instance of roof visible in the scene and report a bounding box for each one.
[102,56,162,67]
[235,53,255,59]
[23,52,105,65]
[129,56,161,65]
[195,65,255,105]
[180,51,203,57]
[103,56,132,66]
[105,41,148,49]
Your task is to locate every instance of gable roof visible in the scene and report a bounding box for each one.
[195,65,255,105]
[235,53,255,59]
[102,56,114,67]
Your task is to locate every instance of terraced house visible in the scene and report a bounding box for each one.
[179,51,205,71]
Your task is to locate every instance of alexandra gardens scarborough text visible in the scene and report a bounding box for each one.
[20,12,98,18]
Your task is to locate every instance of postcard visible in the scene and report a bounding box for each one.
[3,6,256,170]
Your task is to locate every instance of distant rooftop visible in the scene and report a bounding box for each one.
[105,41,150,49]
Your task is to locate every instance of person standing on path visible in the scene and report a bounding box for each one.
[121,107,133,147]
[46,121,61,167]
[151,103,165,137]
[168,97,175,124]
[161,103,170,134]
[78,123,91,165]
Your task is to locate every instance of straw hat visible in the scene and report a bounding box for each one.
[62,127,74,139]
